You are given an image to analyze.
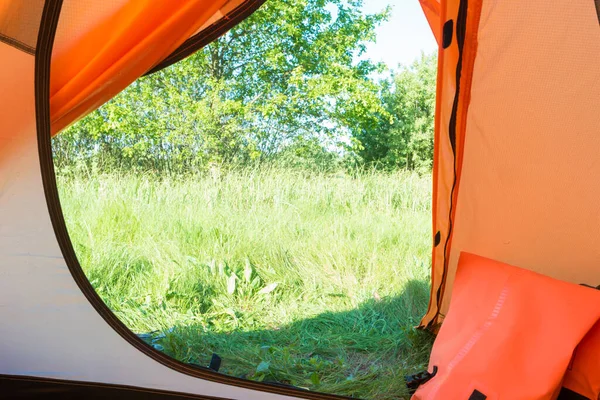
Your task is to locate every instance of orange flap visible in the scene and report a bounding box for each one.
[418,0,442,46]
[50,0,230,134]
[563,320,600,399]
[413,253,600,400]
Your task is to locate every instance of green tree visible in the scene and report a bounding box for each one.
[353,52,437,172]
[53,0,390,173]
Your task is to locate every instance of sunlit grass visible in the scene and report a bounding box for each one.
[57,167,433,400]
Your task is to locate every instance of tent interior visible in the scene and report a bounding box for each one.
[1,0,599,399]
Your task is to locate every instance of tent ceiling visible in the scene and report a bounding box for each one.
[0,0,45,54]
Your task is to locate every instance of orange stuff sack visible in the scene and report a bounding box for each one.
[413,253,600,400]
[562,320,600,399]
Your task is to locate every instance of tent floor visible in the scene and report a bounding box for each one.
[0,375,229,400]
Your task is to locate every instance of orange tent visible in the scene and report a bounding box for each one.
[412,0,600,398]
[1,0,599,399]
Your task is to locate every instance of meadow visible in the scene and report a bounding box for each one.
[57,167,434,400]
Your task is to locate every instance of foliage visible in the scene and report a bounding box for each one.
[352,53,437,172]
[57,168,433,399]
[53,1,437,174]
[53,0,392,173]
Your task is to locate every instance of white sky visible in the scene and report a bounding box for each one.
[362,0,437,68]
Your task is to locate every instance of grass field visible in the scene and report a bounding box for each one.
[57,167,434,400]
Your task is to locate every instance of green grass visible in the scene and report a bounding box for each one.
[57,167,434,400]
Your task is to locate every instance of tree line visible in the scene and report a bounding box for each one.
[52,0,437,174]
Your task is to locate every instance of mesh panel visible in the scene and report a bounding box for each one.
[0,0,45,54]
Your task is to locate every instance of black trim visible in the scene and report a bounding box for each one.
[0,375,228,400]
[0,33,36,55]
[442,20,454,49]
[468,390,487,400]
[447,0,468,155]
[145,0,267,75]
[595,0,600,25]
[209,354,222,372]
[581,283,600,290]
[557,388,591,400]
[405,366,438,394]
[434,231,441,247]
[431,0,469,328]
[34,1,349,399]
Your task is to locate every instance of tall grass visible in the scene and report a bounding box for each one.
[57,167,434,400]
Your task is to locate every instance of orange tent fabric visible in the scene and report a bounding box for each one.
[50,0,229,134]
[563,320,600,399]
[419,0,482,329]
[48,0,263,135]
[418,0,441,46]
[413,253,600,400]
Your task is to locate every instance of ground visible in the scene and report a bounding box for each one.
[58,167,434,400]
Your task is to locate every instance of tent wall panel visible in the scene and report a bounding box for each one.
[441,0,600,316]
[422,0,600,325]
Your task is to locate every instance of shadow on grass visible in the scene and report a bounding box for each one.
[141,279,434,400]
